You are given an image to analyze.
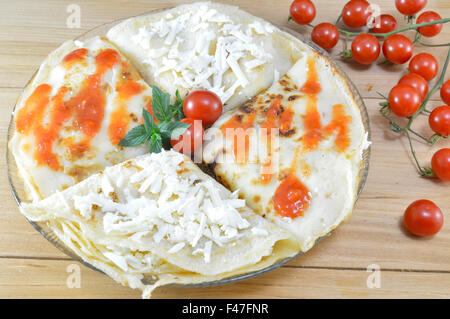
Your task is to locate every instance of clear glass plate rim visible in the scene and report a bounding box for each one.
[6,6,371,289]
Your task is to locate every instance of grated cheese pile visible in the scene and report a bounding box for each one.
[70,150,258,265]
[130,4,276,103]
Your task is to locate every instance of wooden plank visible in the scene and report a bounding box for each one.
[2,87,449,270]
[0,258,448,298]
[1,0,450,298]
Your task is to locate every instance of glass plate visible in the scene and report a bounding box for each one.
[6,7,371,288]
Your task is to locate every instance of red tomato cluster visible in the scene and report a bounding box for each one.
[170,90,222,155]
[288,0,447,237]
[289,0,444,66]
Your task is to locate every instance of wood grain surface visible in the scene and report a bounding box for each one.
[0,0,449,299]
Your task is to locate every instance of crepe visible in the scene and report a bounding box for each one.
[20,150,299,297]
[203,52,370,252]
[9,36,152,201]
[106,1,305,111]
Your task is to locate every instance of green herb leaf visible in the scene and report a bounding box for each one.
[149,134,162,154]
[151,85,171,122]
[142,108,159,134]
[118,125,150,147]
[159,121,190,139]
[170,89,185,121]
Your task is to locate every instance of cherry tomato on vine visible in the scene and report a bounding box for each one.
[395,0,427,16]
[382,34,414,64]
[311,23,339,51]
[429,106,450,137]
[417,11,443,37]
[341,0,371,28]
[183,90,223,126]
[431,148,450,181]
[170,118,204,155]
[351,33,380,64]
[441,80,450,105]
[398,73,428,101]
[290,0,316,25]
[408,53,438,81]
[388,84,421,117]
[370,14,397,34]
[403,199,443,237]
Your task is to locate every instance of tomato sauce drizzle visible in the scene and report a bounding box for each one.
[108,81,143,145]
[15,48,122,170]
[300,56,322,95]
[273,145,311,218]
[62,48,88,69]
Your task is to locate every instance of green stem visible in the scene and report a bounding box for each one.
[408,46,450,125]
[405,130,427,175]
[335,14,342,26]
[307,17,450,39]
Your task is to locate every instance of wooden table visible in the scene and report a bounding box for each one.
[0,0,449,299]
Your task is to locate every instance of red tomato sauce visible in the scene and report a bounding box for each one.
[15,48,122,170]
[108,81,143,145]
[300,56,322,95]
[273,173,311,218]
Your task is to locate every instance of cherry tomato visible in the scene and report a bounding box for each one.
[429,106,450,137]
[404,199,443,237]
[290,0,316,25]
[351,33,380,64]
[341,0,371,28]
[370,14,397,34]
[170,118,204,155]
[382,34,414,64]
[408,53,438,81]
[431,148,450,181]
[311,23,339,51]
[388,84,421,117]
[183,90,222,126]
[417,11,443,37]
[441,80,450,105]
[395,0,427,16]
[398,73,428,101]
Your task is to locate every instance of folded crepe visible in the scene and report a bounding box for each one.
[20,150,299,297]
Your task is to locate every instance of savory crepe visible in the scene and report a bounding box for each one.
[203,52,370,252]
[106,1,305,112]
[20,150,299,297]
[9,36,152,201]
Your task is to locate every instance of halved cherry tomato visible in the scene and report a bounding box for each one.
[341,0,371,28]
[404,199,443,237]
[388,84,421,117]
[431,148,450,181]
[311,23,339,51]
[170,118,204,155]
[417,11,443,37]
[398,73,428,101]
[441,80,450,105]
[370,14,397,34]
[351,33,380,64]
[183,90,222,126]
[395,0,427,16]
[408,53,438,81]
[382,34,414,64]
[429,106,450,137]
[290,0,316,25]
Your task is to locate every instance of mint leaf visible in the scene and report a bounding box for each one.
[151,85,171,122]
[149,134,162,154]
[170,89,185,121]
[142,108,159,134]
[118,125,150,147]
[158,121,190,139]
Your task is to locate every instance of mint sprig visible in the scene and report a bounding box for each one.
[118,85,189,154]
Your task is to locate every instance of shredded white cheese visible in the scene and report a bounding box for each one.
[130,5,274,104]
